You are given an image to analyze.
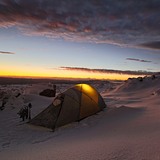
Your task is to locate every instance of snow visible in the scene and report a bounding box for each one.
[0,77,160,160]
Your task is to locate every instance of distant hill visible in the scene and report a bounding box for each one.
[0,77,110,85]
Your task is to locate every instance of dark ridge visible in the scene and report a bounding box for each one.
[0,77,110,85]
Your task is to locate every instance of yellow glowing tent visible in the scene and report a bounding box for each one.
[30,84,106,130]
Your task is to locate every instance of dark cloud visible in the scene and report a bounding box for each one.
[126,58,152,63]
[0,50,15,54]
[139,41,160,50]
[60,67,155,76]
[0,0,159,49]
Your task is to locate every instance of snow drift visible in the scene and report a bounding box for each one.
[0,76,160,160]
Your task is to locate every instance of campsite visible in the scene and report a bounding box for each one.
[0,75,160,160]
[0,1,159,159]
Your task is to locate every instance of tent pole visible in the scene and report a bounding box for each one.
[52,95,65,131]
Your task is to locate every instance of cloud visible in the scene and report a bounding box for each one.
[60,66,155,76]
[126,58,152,63]
[139,41,160,50]
[0,51,15,54]
[0,0,159,49]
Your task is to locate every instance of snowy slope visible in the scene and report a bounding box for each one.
[0,77,160,160]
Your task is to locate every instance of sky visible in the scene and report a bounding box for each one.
[0,0,160,80]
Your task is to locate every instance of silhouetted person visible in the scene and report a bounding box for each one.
[17,107,25,121]
[17,107,28,121]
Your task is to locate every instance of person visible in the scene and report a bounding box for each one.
[17,107,25,121]
[17,105,29,121]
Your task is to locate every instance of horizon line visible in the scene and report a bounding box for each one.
[0,75,124,81]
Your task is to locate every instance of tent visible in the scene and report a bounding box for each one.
[30,84,106,130]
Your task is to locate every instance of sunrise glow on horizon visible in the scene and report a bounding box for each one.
[0,67,147,81]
